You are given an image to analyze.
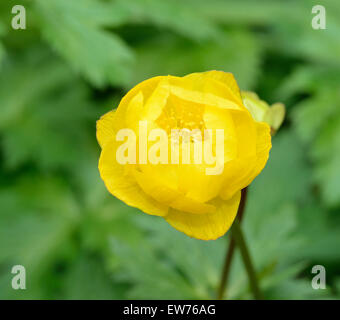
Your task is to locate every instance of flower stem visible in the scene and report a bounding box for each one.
[217,188,263,300]
[231,219,263,300]
[217,188,247,300]
[216,237,236,300]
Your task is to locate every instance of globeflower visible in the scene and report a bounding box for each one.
[97,71,272,240]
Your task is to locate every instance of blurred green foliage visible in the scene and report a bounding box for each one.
[0,0,340,299]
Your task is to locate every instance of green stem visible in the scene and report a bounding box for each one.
[216,237,236,300]
[217,127,276,300]
[217,188,247,300]
[232,219,263,300]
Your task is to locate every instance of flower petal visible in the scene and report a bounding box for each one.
[97,76,165,148]
[141,77,170,122]
[99,139,168,216]
[125,91,144,132]
[169,85,242,111]
[164,191,241,240]
[203,104,237,162]
[241,121,272,187]
[184,70,244,106]
[218,110,257,199]
[96,110,119,149]
[220,121,271,200]
[133,170,216,214]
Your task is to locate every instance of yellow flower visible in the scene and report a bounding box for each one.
[97,71,271,240]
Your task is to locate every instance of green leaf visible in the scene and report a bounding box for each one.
[115,0,220,41]
[62,254,117,299]
[34,0,134,87]
[0,48,73,130]
[110,235,200,299]
[131,29,262,89]
[0,48,97,171]
[0,176,79,299]
[285,67,340,207]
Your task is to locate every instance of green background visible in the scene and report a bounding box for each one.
[0,0,340,299]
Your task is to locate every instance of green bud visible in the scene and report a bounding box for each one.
[241,91,285,132]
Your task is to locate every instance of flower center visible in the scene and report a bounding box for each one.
[156,94,205,136]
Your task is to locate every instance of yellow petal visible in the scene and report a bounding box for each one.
[164,191,241,240]
[179,162,226,202]
[241,121,271,187]
[169,85,242,111]
[121,76,164,112]
[220,121,271,200]
[125,91,144,132]
[219,156,256,200]
[98,139,168,216]
[174,106,237,202]
[141,77,170,122]
[218,110,257,199]
[97,76,164,148]
[133,169,216,214]
[96,110,119,149]
[185,70,244,107]
[203,104,237,162]
[232,110,257,158]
